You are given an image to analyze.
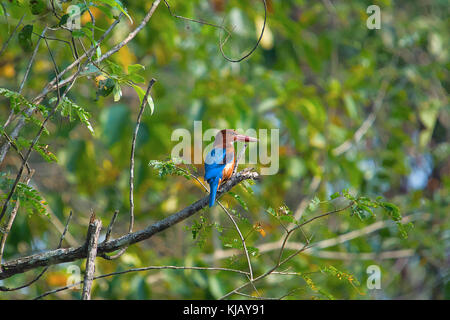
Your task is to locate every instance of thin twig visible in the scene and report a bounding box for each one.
[209,212,424,263]
[129,79,157,232]
[34,265,249,300]
[219,203,356,299]
[20,27,49,93]
[218,201,254,281]
[293,175,321,221]
[332,80,389,156]
[218,0,267,63]
[0,14,25,57]
[233,291,278,300]
[101,79,156,260]
[103,210,119,243]
[164,0,267,63]
[1,132,31,174]
[219,241,311,300]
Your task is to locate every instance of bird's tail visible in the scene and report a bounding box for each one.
[208,177,221,207]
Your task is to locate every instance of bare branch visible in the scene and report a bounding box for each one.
[81,214,102,300]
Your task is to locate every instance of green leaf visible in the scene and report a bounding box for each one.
[80,64,101,76]
[58,14,69,27]
[113,82,122,102]
[53,97,95,134]
[0,88,39,112]
[72,29,85,38]
[96,77,115,97]
[379,201,413,238]
[127,64,146,83]
[0,88,48,133]
[97,0,133,23]
[106,60,124,76]
[320,265,362,294]
[16,137,58,163]
[29,0,46,15]
[128,73,145,84]
[18,24,33,52]
[343,93,358,120]
[0,173,48,217]
[95,3,114,19]
[127,64,145,74]
[266,207,277,218]
[228,191,248,211]
[34,145,57,162]
[100,104,129,147]
[330,192,340,200]
[308,196,320,211]
[132,84,155,115]
[148,159,192,179]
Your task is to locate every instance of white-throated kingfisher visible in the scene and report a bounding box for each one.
[204,129,258,207]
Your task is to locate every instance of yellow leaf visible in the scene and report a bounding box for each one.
[255,16,273,50]
[253,222,266,237]
[0,64,15,78]
[117,45,136,70]
[46,272,69,287]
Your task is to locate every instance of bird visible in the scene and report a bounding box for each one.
[204,129,258,207]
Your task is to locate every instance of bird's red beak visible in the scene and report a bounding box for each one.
[235,134,258,142]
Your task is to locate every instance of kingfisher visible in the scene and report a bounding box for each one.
[204,129,258,207]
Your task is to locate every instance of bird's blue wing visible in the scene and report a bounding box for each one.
[204,148,232,207]
[204,148,227,181]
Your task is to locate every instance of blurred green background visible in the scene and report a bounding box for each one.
[0,0,448,299]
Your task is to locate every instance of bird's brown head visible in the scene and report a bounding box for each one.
[214,129,258,147]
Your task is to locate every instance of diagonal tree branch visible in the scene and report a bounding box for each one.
[0,168,259,280]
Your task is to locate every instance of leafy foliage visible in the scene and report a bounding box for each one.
[149,159,193,180]
[0,0,447,300]
[51,97,95,135]
[0,173,48,218]
[0,88,41,114]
